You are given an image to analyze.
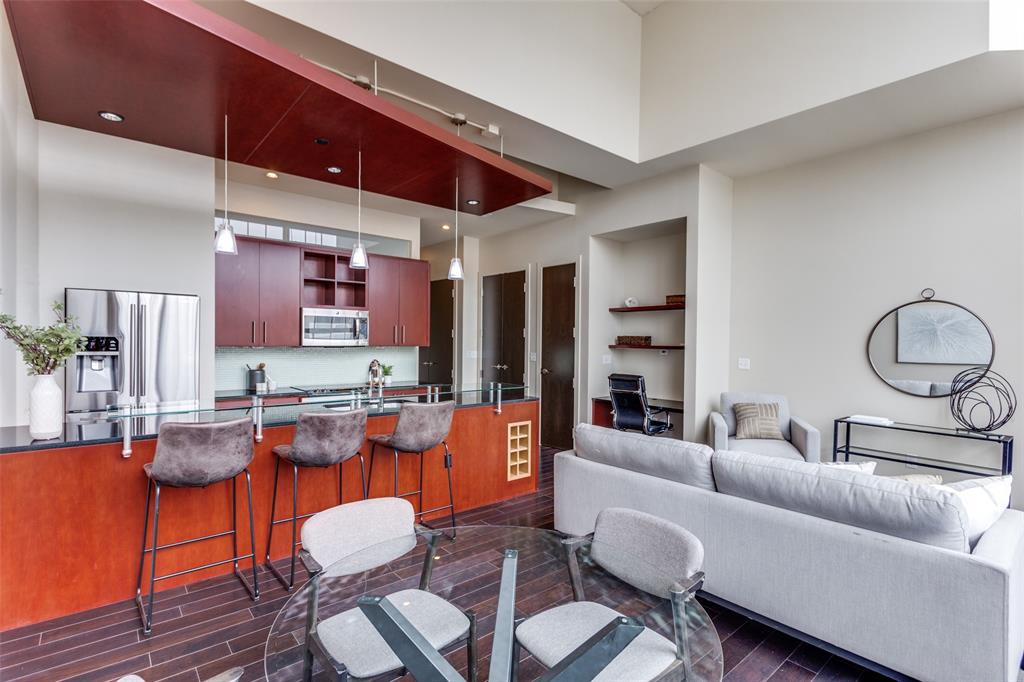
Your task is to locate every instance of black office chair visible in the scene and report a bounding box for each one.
[608,374,673,436]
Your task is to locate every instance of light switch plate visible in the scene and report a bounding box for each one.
[738,357,751,370]
[602,354,612,365]
[529,352,537,362]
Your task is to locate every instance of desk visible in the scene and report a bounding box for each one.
[591,396,684,429]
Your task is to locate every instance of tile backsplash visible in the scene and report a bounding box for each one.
[215,347,418,390]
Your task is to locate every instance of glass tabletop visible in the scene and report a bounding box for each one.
[264,525,723,681]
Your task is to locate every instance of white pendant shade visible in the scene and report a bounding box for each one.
[215,224,237,254]
[350,242,368,269]
[447,256,464,281]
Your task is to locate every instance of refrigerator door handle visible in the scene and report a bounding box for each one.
[138,304,146,399]
[129,303,137,398]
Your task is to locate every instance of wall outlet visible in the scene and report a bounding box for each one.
[738,357,751,370]
[529,352,537,362]
[602,354,612,365]
[467,350,478,359]
[659,349,668,356]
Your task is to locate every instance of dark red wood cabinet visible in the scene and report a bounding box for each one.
[215,237,300,347]
[216,239,429,348]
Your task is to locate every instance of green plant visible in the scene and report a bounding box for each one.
[381,364,393,376]
[0,302,84,375]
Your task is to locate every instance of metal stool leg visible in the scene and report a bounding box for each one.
[417,451,425,517]
[264,456,281,568]
[142,482,161,635]
[358,453,368,499]
[243,469,260,600]
[135,477,152,602]
[338,459,344,505]
[393,448,400,498]
[444,442,457,534]
[290,463,299,588]
[367,442,377,496]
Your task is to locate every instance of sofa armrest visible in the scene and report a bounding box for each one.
[790,417,821,462]
[709,412,728,450]
[972,509,1024,682]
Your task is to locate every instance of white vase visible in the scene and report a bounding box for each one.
[29,374,63,439]
[383,376,393,386]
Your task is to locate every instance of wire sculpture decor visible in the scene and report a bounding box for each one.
[949,367,1016,432]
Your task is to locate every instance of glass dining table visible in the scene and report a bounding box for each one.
[264,525,723,681]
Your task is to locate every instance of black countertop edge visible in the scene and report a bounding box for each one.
[214,381,440,401]
[0,395,538,456]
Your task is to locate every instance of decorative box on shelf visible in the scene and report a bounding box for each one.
[616,335,651,347]
[666,294,685,305]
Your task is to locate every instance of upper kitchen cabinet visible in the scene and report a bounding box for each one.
[216,237,300,347]
[367,255,430,347]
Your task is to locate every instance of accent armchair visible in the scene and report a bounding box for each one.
[708,392,821,462]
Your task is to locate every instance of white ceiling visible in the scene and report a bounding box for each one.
[620,1,664,17]
[204,2,1024,247]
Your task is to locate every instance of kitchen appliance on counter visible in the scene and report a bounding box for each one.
[301,308,369,347]
[65,288,200,414]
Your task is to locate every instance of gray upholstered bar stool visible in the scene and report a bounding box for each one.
[135,418,259,635]
[367,401,457,532]
[265,409,368,590]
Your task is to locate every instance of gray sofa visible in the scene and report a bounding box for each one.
[709,391,820,461]
[555,424,1024,682]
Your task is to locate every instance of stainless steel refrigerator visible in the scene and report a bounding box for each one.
[65,288,200,414]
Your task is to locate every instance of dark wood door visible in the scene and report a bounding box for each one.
[398,259,430,346]
[215,237,260,346]
[501,270,526,385]
[482,271,526,385]
[482,274,503,385]
[420,279,454,384]
[541,263,576,448]
[367,255,401,346]
[258,241,301,346]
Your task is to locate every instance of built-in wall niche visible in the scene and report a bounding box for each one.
[301,248,367,308]
[592,218,687,402]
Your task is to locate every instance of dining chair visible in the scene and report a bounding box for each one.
[297,496,478,682]
[514,507,705,681]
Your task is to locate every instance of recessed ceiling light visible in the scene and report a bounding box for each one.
[265,171,279,179]
[466,199,480,206]
[98,111,124,123]
[314,137,329,145]
[326,166,343,174]
[441,224,451,230]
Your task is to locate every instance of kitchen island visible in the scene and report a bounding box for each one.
[0,385,538,629]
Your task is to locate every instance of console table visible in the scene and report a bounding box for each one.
[832,417,1013,477]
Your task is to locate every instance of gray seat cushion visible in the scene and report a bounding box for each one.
[574,423,715,491]
[301,497,416,571]
[148,418,253,487]
[285,410,366,467]
[317,588,469,679]
[727,437,803,461]
[712,449,971,552]
[515,601,677,681]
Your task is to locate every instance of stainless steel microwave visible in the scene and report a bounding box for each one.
[301,308,369,347]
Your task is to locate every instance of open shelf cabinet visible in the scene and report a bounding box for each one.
[507,421,532,481]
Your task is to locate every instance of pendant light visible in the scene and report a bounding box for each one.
[215,115,238,255]
[350,149,369,269]
[447,176,464,280]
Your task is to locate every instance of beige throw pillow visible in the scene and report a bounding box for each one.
[734,402,784,440]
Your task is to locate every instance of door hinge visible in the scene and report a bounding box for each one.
[523,282,527,293]
[522,328,526,338]
[451,329,455,338]
[572,327,576,338]
[573,277,577,288]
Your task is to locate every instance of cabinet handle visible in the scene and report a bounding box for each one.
[262,321,267,344]
[251,321,256,345]
[393,325,397,344]
[402,325,406,344]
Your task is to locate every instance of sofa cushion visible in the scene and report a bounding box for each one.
[938,476,1012,547]
[574,424,715,491]
[823,460,877,474]
[734,403,785,440]
[712,449,970,552]
[727,438,803,461]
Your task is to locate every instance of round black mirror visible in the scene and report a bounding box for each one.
[866,291,994,398]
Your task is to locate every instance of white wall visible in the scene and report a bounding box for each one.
[730,109,1024,499]
[251,0,642,161]
[0,7,39,427]
[640,0,989,159]
[35,124,218,409]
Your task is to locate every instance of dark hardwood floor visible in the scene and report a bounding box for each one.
[0,447,879,682]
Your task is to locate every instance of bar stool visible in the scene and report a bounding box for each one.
[367,401,457,531]
[135,418,259,635]
[265,409,368,590]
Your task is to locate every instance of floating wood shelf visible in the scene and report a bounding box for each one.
[337,279,367,285]
[608,304,685,313]
[303,276,335,283]
[608,344,685,350]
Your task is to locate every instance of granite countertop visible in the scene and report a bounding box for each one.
[0,387,535,455]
